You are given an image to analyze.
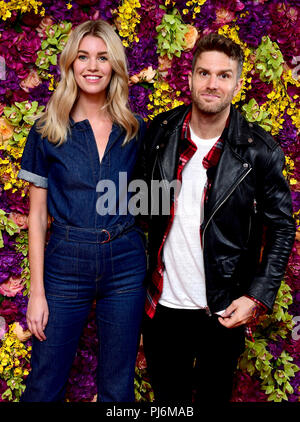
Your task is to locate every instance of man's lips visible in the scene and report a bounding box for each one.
[201,92,221,99]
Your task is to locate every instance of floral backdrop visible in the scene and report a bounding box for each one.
[0,0,299,403]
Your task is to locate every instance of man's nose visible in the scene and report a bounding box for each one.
[206,74,218,90]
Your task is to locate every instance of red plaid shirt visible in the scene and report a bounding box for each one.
[145,111,266,341]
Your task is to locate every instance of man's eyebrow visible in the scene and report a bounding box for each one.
[77,50,108,54]
[196,67,234,73]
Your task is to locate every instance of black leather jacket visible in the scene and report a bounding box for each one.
[141,104,295,313]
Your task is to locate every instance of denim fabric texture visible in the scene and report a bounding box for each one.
[18,117,147,402]
[18,117,146,228]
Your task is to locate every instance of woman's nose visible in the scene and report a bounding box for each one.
[87,57,98,71]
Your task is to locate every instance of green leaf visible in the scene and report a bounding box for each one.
[49,55,57,66]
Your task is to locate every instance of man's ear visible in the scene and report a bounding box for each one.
[188,71,192,91]
[234,78,243,97]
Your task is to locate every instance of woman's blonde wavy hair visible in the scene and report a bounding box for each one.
[36,19,139,145]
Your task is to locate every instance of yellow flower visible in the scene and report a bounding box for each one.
[14,367,22,376]
[115,0,141,46]
[0,0,45,20]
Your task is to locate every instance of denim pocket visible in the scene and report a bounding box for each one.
[44,238,79,299]
[45,235,65,258]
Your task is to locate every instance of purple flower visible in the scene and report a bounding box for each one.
[0,380,9,402]
[0,246,23,283]
[237,1,272,47]
[0,299,19,324]
[244,72,273,106]
[3,190,30,215]
[129,84,151,119]
[13,292,29,330]
[16,28,41,65]
[165,50,193,104]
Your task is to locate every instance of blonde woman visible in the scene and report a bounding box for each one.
[18,20,146,402]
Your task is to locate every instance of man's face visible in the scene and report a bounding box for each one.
[188,50,243,115]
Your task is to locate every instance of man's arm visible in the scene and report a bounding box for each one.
[219,144,295,328]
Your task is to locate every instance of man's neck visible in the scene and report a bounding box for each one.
[189,104,230,139]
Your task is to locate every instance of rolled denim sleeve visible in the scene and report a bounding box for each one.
[17,123,48,189]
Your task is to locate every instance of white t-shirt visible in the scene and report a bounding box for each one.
[159,126,219,309]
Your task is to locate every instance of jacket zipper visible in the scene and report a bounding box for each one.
[150,145,159,219]
[202,166,252,316]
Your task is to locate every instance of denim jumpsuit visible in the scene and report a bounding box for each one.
[17,117,147,402]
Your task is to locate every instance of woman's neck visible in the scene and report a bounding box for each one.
[71,93,111,123]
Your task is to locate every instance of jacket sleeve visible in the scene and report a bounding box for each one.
[246,144,296,311]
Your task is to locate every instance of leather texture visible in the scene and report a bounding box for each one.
[139,104,296,313]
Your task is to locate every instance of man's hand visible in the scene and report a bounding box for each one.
[218,296,257,328]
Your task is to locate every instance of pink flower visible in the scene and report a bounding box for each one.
[215,8,236,25]
[20,69,42,92]
[36,16,55,38]
[8,212,28,230]
[0,276,25,297]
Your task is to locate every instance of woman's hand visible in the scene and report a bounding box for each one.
[26,292,49,341]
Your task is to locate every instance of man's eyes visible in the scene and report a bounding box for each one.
[198,72,231,78]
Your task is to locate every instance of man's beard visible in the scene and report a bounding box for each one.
[191,88,234,115]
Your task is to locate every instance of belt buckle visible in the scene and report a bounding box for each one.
[101,229,111,244]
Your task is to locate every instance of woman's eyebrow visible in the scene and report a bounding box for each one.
[77,49,108,55]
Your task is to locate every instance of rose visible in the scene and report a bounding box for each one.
[8,212,28,230]
[12,321,32,342]
[183,25,198,50]
[0,275,24,297]
[20,69,42,93]
[16,30,41,65]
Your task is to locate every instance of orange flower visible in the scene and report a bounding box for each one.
[129,66,156,85]
[183,25,198,50]
[0,117,14,143]
[13,322,32,342]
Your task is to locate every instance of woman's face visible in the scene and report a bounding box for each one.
[73,35,113,99]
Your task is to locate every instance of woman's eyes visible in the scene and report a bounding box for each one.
[77,55,108,61]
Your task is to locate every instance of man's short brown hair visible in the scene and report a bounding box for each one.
[192,33,245,79]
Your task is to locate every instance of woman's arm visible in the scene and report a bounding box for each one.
[27,184,49,341]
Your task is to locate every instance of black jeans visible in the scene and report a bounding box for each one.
[143,303,245,403]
